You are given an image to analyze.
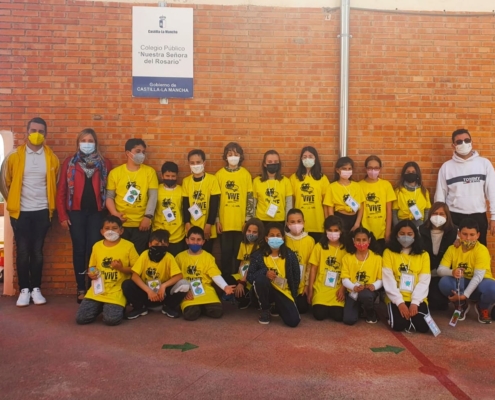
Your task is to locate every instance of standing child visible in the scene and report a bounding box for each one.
[323,157,364,233]
[76,215,139,326]
[153,162,186,257]
[215,142,254,275]
[308,216,348,322]
[285,209,315,314]
[176,227,235,321]
[341,227,383,325]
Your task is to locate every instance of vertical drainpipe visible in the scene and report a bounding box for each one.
[339,0,351,157]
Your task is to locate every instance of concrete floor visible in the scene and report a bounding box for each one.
[0,296,494,400]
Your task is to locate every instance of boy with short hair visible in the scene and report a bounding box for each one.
[153,162,186,257]
[76,215,139,326]
[106,138,159,254]
[182,149,221,253]
[122,229,190,319]
[438,218,495,324]
[175,226,235,321]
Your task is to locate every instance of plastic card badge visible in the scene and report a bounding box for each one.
[349,291,358,301]
[299,264,304,280]
[345,195,359,212]
[324,270,339,288]
[424,314,441,337]
[190,278,206,297]
[147,279,161,293]
[92,276,105,295]
[188,203,203,221]
[266,203,278,218]
[449,309,461,327]
[399,272,415,293]
[124,186,140,205]
[163,207,176,222]
[273,276,287,290]
[239,264,249,278]
[409,204,422,221]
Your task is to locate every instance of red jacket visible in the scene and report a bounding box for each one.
[56,156,112,223]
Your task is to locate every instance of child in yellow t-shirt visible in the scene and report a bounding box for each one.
[176,226,235,321]
[285,209,315,314]
[122,229,190,320]
[76,216,139,326]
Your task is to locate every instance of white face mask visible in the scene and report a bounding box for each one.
[288,223,304,236]
[103,230,120,242]
[430,215,447,228]
[227,156,240,166]
[79,142,95,155]
[340,170,352,179]
[302,158,315,168]
[455,142,472,156]
[190,164,204,174]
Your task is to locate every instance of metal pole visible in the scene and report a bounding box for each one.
[339,0,350,157]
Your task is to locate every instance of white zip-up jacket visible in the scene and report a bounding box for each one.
[435,151,495,219]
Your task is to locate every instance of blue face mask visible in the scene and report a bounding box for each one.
[267,237,284,250]
[188,244,202,253]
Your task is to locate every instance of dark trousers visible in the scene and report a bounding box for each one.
[121,226,150,254]
[312,304,344,322]
[203,238,216,254]
[428,276,449,311]
[308,232,322,243]
[10,209,51,290]
[167,239,186,257]
[253,275,300,327]
[335,212,357,233]
[220,231,243,275]
[295,294,310,314]
[450,211,488,246]
[343,289,378,325]
[183,303,223,321]
[68,210,103,291]
[121,279,187,310]
[388,301,429,333]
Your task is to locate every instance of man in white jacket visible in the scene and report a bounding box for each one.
[435,129,495,246]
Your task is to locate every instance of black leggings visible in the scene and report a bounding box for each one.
[334,212,357,233]
[312,304,344,322]
[388,301,429,333]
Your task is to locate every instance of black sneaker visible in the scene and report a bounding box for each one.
[238,297,251,310]
[126,307,148,320]
[269,305,279,317]
[491,306,495,321]
[259,310,271,325]
[162,305,180,319]
[457,301,470,321]
[365,309,378,324]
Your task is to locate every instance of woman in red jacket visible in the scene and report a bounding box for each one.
[56,128,112,303]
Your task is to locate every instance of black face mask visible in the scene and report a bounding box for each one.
[404,173,418,183]
[163,179,177,188]
[148,246,168,263]
[266,163,280,174]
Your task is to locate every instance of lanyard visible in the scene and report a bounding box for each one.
[191,176,205,206]
[325,244,339,270]
[355,251,369,282]
[400,253,410,272]
[269,256,280,271]
[266,179,278,204]
[187,251,201,273]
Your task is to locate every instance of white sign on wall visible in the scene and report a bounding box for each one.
[132,6,193,98]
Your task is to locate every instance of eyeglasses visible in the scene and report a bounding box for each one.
[455,138,471,145]
[366,168,380,171]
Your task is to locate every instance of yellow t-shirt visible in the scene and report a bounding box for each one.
[341,251,383,291]
[393,187,431,222]
[265,255,294,301]
[182,173,221,238]
[382,249,430,303]
[290,174,330,233]
[232,242,254,289]
[285,234,315,295]
[439,242,494,280]
[323,181,365,214]
[176,250,222,310]
[216,167,253,232]
[253,176,293,222]
[359,179,396,240]
[309,242,347,307]
[85,239,139,307]
[153,185,185,243]
[106,164,159,227]
[132,251,182,284]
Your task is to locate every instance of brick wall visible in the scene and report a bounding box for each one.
[1,0,494,294]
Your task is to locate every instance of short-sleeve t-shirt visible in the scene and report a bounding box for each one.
[341,251,383,291]
[393,187,431,222]
[182,173,221,238]
[153,185,185,243]
[176,250,222,310]
[132,251,182,284]
[253,176,293,222]
[85,239,139,307]
[285,234,315,295]
[106,164,159,227]
[323,181,365,214]
[215,167,253,232]
[439,242,494,280]
[359,179,397,240]
[309,242,347,307]
[265,255,294,301]
[290,174,330,233]
[382,249,430,303]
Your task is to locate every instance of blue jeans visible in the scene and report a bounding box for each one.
[68,210,103,291]
[439,276,495,309]
[10,209,51,290]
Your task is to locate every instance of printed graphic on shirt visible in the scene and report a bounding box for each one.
[145,267,159,280]
[186,264,198,278]
[225,180,240,199]
[300,183,316,205]
[265,187,280,205]
[365,192,381,214]
[407,199,416,207]
[399,263,409,273]
[355,271,369,284]
[101,257,119,281]
[457,262,472,277]
[446,174,486,186]
[162,198,178,218]
[126,181,142,203]
[326,255,341,271]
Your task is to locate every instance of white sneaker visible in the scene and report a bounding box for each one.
[31,288,47,305]
[16,289,31,307]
